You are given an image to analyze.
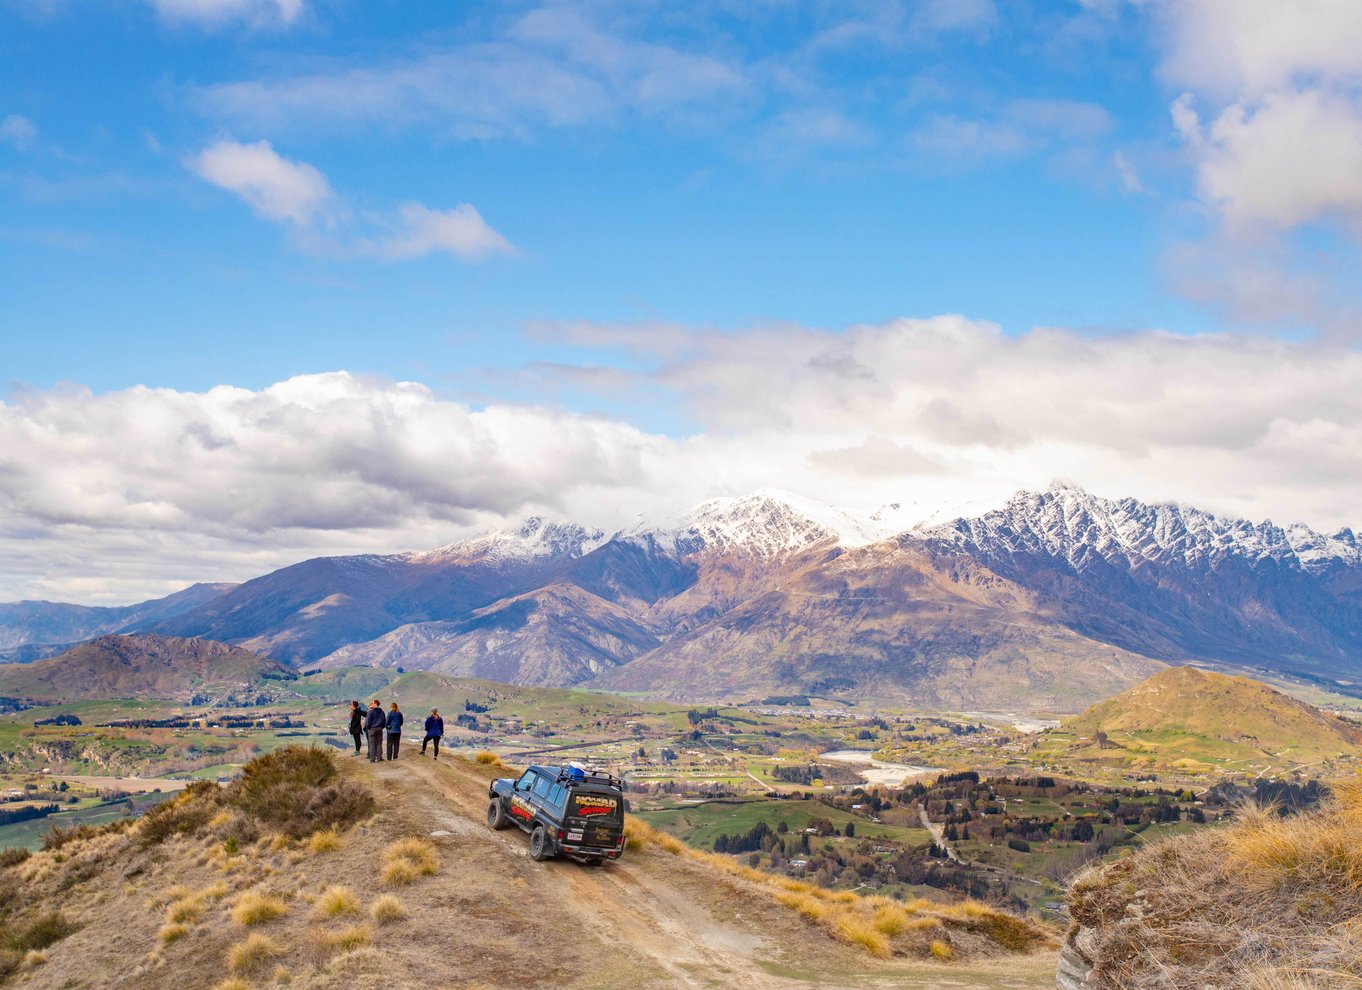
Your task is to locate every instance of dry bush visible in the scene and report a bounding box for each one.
[473,751,501,765]
[369,895,406,925]
[138,781,223,847]
[381,837,439,886]
[227,932,285,974]
[313,886,360,918]
[231,890,288,926]
[0,848,31,870]
[225,746,375,839]
[306,828,342,854]
[158,922,190,944]
[2,911,76,953]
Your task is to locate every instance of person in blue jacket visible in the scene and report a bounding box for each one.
[420,708,444,760]
[385,701,404,760]
[364,699,386,762]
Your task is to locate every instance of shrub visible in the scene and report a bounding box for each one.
[0,848,31,870]
[230,891,288,926]
[42,822,101,851]
[474,751,500,765]
[2,911,76,953]
[138,781,223,847]
[369,895,406,925]
[225,747,374,838]
[227,933,285,974]
[313,886,360,918]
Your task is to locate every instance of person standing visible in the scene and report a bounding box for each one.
[420,708,444,760]
[348,700,364,756]
[386,702,404,760]
[365,699,386,762]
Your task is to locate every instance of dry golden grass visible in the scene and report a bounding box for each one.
[230,890,288,926]
[273,964,292,984]
[306,829,342,855]
[158,922,190,944]
[317,923,372,954]
[369,894,407,925]
[835,915,892,959]
[1225,797,1362,894]
[22,950,46,969]
[166,892,205,924]
[473,751,500,765]
[929,940,954,961]
[623,816,685,855]
[227,932,285,974]
[381,837,439,886]
[313,885,360,918]
[212,981,250,990]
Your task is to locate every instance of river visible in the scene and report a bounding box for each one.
[818,749,944,787]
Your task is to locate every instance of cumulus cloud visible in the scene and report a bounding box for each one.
[4,320,1362,602]
[1158,0,1362,332]
[187,139,516,262]
[0,114,37,152]
[148,0,303,28]
[190,139,333,225]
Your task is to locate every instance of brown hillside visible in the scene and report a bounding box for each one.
[1059,666,1362,767]
[0,634,291,703]
[0,750,1057,990]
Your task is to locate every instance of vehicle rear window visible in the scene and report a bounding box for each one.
[568,790,621,822]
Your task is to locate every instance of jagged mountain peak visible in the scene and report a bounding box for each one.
[921,486,1361,573]
[409,516,609,565]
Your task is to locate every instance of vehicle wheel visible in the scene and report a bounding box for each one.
[529,824,553,861]
[487,800,510,830]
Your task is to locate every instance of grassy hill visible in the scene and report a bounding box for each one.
[0,747,1056,989]
[1047,666,1362,772]
[0,634,292,704]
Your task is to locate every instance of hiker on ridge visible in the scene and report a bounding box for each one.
[364,699,386,762]
[421,708,444,760]
[386,701,404,760]
[348,700,364,756]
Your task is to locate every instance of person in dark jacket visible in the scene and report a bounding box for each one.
[364,700,386,762]
[420,708,444,760]
[385,702,404,760]
[348,700,363,755]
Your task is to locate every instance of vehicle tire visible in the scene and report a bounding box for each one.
[529,824,553,861]
[487,800,510,830]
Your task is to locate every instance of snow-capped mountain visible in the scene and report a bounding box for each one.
[5,485,1361,710]
[409,517,608,565]
[922,483,1361,574]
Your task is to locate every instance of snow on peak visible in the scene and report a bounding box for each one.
[921,485,1361,572]
[410,516,608,564]
[631,489,907,557]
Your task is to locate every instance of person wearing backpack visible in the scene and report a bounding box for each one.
[420,708,444,760]
[386,702,405,760]
[347,700,364,756]
[364,699,387,762]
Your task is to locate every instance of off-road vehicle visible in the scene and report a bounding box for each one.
[487,763,626,864]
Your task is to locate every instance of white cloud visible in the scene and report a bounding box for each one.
[5,320,1362,602]
[1158,1,1362,331]
[187,140,516,262]
[910,99,1113,166]
[189,139,333,226]
[148,0,303,28]
[362,203,518,262]
[0,114,36,152]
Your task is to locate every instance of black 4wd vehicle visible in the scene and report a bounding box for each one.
[487,764,626,865]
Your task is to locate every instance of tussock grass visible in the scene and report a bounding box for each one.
[228,932,284,974]
[213,977,252,990]
[381,838,439,886]
[1068,781,1362,989]
[473,750,501,765]
[166,892,206,924]
[835,915,892,959]
[317,923,372,953]
[623,816,685,855]
[306,829,342,854]
[21,949,46,968]
[230,891,288,926]
[159,922,190,944]
[369,895,407,925]
[929,940,954,961]
[313,886,360,918]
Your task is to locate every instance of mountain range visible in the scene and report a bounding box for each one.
[2,485,1360,710]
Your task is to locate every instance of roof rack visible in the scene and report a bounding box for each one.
[555,765,624,790]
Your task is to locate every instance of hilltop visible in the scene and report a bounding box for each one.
[1049,666,1362,772]
[0,634,291,704]
[0,747,1056,990]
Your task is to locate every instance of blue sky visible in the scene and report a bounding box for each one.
[2,0,1361,602]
